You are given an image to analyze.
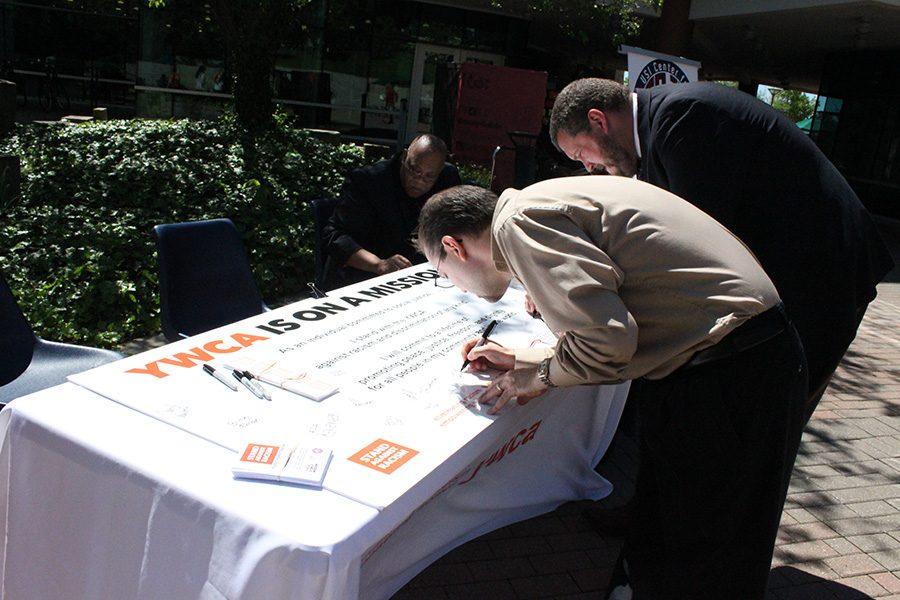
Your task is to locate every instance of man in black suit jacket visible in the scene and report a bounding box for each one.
[549,79,893,598]
[323,134,460,289]
[550,79,893,420]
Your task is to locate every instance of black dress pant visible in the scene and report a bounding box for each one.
[625,321,807,599]
[802,303,869,423]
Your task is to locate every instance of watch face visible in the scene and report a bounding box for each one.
[538,358,554,387]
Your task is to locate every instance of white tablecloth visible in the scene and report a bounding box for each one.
[0,379,627,599]
[1,267,629,598]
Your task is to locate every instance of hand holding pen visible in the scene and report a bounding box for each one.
[460,320,499,371]
[461,338,516,372]
[524,294,542,320]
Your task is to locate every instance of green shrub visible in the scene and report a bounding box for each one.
[457,162,492,188]
[0,114,365,348]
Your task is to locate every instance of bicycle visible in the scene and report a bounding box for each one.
[0,60,27,108]
[37,57,71,112]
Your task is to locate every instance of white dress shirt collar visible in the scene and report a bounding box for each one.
[632,92,642,160]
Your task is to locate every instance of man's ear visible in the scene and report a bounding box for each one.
[587,108,609,133]
[441,235,467,261]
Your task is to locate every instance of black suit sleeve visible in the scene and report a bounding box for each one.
[647,99,764,228]
[441,164,462,188]
[323,170,376,267]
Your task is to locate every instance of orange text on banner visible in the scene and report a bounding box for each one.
[348,439,419,475]
[240,443,281,465]
[457,419,542,485]
[125,332,270,379]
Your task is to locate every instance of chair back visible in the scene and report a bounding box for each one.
[1,269,122,404]
[311,197,340,291]
[0,271,37,387]
[153,218,267,342]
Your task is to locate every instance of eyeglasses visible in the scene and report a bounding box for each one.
[403,157,440,184]
[434,252,454,288]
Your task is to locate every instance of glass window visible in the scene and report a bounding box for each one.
[298,0,327,29]
[136,88,172,117]
[370,1,419,39]
[505,17,529,56]
[275,28,325,107]
[419,4,462,47]
[2,2,133,74]
[138,3,225,89]
[3,2,138,114]
[463,12,506,54]
[322,28,368,130]
[363,37,413,136]
[327,0,372,40]
[810,94,844,156]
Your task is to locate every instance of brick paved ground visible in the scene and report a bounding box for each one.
[394,217,900,600]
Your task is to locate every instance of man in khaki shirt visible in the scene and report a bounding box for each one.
[416,177,806,598]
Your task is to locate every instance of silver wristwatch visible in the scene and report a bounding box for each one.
[538,357,557,388]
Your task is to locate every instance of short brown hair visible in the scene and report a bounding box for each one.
[549,78,629,148]
[415,185,497,258]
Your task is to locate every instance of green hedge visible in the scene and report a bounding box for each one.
[0,114,365,348]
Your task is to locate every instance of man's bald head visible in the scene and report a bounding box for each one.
[407,134,448,161]
[401,134,450,198]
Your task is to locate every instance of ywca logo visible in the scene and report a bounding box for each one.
[636,59,689,89]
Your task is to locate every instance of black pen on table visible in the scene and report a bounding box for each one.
[460,319,499,372]
[241,370,273,401]
[232,369,270,400]
[203,364,238,391]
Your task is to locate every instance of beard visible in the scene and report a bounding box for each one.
[596,137,638,177]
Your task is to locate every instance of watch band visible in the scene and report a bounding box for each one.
[538,357,557,388]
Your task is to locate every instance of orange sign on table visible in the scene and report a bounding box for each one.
[349,439,419,475]
[241,443,281,465]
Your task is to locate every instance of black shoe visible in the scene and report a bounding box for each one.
[605,551,633,600]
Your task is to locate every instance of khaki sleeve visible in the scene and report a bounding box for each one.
[496,206,638,387]
[514,346,555,370]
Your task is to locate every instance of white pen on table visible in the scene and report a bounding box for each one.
[232,369,270,400]
[202,364,238,391]
[241,370,273,401]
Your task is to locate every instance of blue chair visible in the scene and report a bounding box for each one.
[153,218,268,342]
[0,271,122,405]
[311,197,340,292]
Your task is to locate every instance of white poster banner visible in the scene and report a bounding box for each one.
[620,45,700,91]
[70,266,563,510]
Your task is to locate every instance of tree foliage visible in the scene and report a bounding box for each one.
[209,1,309,132]
[0,115,364,347]
[771,89,815,123]
[148,0,312,132]
[492,0,659,51]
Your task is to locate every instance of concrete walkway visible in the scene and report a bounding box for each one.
[394,217,900,599]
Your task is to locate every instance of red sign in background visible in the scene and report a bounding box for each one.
[452,62,548,193]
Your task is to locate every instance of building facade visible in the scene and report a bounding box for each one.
[1,0,539,147]
[2,0,898,214]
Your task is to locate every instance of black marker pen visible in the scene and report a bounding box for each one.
[203,364,238,391]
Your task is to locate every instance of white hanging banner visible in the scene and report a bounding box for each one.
[619,45,701,91]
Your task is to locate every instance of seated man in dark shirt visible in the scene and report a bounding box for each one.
[322,134,461,289]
